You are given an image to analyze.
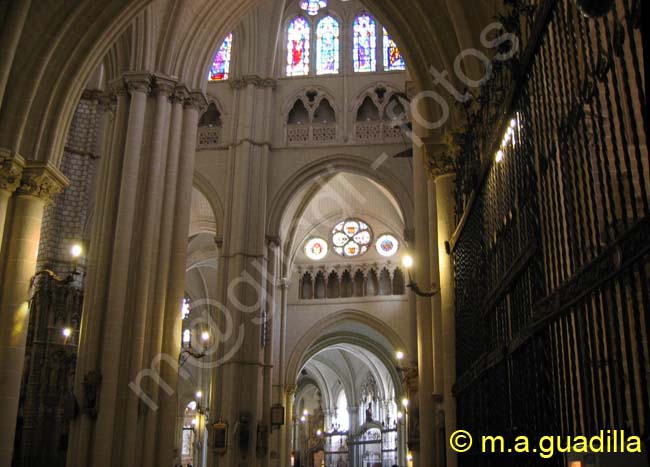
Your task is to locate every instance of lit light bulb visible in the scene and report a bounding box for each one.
[62,328,72,338]
[303,409,309,416]
[71,244,83,259]
[396,351,404,361]
[300,416,306,423]
[402,398,409,408]
[316,429,322,436]
[401,255,414,269]
[201,331,210,342]
[196,390,203,399]
[397,411,403,419]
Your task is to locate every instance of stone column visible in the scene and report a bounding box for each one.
[155,90,206,466]
[0,162,66,466]
[66,80,129,467]
[426,145,457,467]
[261,237,279,467]
[89,73,150,467]
[210,76,275,467]
[278,279,291,467]
[0,153,24,248]
[141,83,185,467]
[120,76,175,466]
[435,172,457,467]
[412,142,435,467]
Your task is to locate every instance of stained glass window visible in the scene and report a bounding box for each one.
[383,28,406,71]
[376,234,399,257]
[332,219,373,257]
[287,17,311,76]
[317,17,340,75]
[305,237,328,260]
[353,14,377,72]
[209,33,233,81]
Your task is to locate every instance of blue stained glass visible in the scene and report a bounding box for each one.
[210,33,233,81]
[317,16,340,75]
[287,17,311,76]
[353,14,377,72]
[383,28,406,71]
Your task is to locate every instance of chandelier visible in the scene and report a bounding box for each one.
[299,0,327,15]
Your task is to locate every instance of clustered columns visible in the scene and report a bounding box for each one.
[208,74,277,467]
[0,158,68,466]
[63,72,207,467]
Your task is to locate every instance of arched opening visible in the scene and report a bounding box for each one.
[292,341,407,467]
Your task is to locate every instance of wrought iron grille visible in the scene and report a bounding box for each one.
[452,0,647,465]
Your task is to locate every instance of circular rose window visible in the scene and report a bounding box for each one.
[375,234,399,257]
[331,219,373,257]
[305,237,328,260]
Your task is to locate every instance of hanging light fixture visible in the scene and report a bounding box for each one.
[299,0,327,15]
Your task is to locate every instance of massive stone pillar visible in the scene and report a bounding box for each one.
[156,88,205,467]
[64,72,207,467]
[0,162,67,466]
[210,75,275,467]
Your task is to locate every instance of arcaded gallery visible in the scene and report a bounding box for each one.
[0,0,647,466]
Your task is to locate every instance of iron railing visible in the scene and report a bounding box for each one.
[451,0,647,465]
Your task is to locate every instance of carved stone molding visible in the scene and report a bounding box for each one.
[427,153,455,178]
[230,75,277,90]
[0,152,25,194]
[153,76,177,98]
[16,162,68,204]
[172,85,189,104]
[184,91,209,113]
[279,278,292,291]
[123,72,152,94]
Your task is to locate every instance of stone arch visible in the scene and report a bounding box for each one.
[267,154,413,243]
[0,0,501,167]
[281,85,340,121]
[285,309,407,398]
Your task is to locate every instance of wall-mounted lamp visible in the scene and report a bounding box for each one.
[401,255,440,298]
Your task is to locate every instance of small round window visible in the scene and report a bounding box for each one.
[305,237,328,260]
[331,219,373,257]
[375,234,399,257]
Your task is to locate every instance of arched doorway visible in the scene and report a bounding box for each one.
[291,341,407,467]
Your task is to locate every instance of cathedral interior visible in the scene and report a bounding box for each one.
[0,0,647,466]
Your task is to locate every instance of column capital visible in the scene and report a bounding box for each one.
[152,75,178,98]
[0,151,25,194]
[279,278,292,290]
[423,135,457,179]
[123,72,152,94]
[184,91,209,113]
[171,85,189,104]
[16,162,68,204]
